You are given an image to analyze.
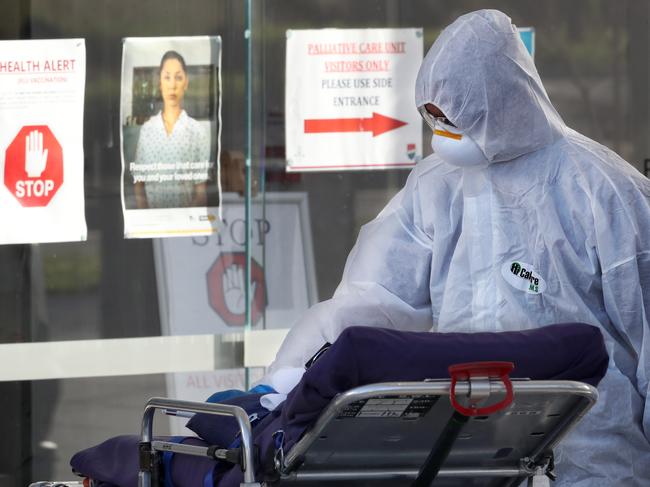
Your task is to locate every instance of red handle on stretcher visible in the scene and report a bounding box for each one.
[448,361,514,416]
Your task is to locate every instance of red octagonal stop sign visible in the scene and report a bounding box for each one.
[4,125,64,207]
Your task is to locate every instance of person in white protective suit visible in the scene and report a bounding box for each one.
[266,9,650,485]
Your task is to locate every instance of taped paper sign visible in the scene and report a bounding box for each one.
[0,39,87,244]
[286,28,423,172]
[120,36,222,239]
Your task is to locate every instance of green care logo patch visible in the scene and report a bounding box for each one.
[501,261,546,294]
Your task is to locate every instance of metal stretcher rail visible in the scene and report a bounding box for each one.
[138,397,261,487]
[133,378,597,487]
[279,380,598,486]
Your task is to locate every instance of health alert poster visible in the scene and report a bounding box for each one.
[120,36,222,239]
[0,39,87,244]
[286,28,423,172]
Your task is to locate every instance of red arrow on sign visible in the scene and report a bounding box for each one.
[304,112,407,137]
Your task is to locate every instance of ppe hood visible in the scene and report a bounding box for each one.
[416,9,565,163]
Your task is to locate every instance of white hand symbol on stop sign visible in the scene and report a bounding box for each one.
[25,129,49,178]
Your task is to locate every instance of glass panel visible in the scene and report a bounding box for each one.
[251,0,649,334]
[0,1,249,485]
[30,374,169,481]
[0,1,647,486]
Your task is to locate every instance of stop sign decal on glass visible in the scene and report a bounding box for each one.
[4,125,64,207]
[207,252,266,327]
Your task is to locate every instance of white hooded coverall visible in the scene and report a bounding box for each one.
[269,9,650,485]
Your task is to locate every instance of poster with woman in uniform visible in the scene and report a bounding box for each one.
[120,36,222,238]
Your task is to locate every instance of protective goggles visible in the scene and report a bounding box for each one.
[418,105,456,131]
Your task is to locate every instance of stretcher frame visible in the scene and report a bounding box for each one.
[137,377,598,487]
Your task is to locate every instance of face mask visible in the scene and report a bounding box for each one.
[430,124,490,167]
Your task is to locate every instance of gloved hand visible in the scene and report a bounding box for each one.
[259,367,305,411]
[205,384,275,404]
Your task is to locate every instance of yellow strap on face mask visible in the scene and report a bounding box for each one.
[434,128,462,140]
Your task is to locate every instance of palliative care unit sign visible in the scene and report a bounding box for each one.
[286,28,423,172]
[0,39,87,244]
